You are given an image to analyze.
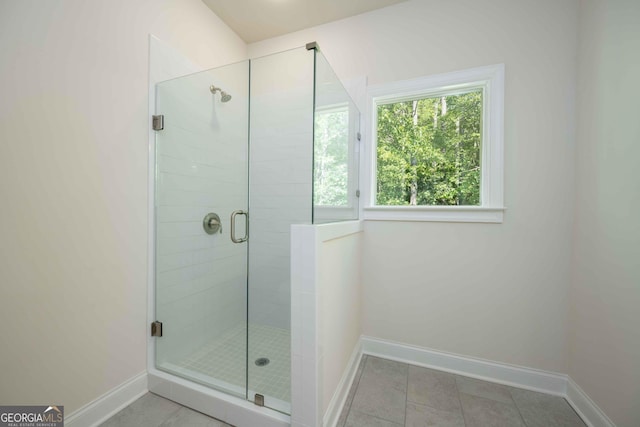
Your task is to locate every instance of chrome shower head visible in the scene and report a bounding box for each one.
[210,85,232,102]
[220,91,232,103]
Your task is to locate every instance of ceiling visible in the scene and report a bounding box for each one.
[201,0,408,44]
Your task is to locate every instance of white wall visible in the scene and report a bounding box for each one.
[290,221,364,427]
[319,232,362,415]
[569,1,640,426]
[0,0,246,414]
[250,0,579,374]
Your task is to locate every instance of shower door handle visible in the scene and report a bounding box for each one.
[230,210,248,243]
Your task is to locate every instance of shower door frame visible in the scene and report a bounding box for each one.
[146,35,289,427]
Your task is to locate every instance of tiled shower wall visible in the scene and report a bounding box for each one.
[155,63,250,365]
[248,48,314,330]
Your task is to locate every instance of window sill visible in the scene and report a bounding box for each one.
[363,206,505,223]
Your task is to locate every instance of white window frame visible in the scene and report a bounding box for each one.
[363,64,505,223]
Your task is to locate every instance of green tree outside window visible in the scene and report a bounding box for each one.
[376,90,482,206]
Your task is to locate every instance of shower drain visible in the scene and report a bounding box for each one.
[254,357,270,367]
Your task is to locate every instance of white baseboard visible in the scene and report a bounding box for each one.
[65,372,148,427]
[323,341,363,427]
[566,378,615,427]
[361,336,567,396]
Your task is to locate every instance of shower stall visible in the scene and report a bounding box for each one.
[148,43,360,425]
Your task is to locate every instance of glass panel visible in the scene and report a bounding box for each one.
[154,61,249,399]
[376,89,483,206]
[313,50,361,223]
[247,47,314,414]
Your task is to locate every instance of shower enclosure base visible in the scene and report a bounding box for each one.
[148,370,290,427]
[156,323,291,414]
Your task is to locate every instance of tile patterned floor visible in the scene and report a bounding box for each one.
[99,393,229,427]
[102,355,588,427]
[338,355,588,427]
[174,323,291,404]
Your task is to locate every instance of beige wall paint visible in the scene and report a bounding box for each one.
[250,0,579,373]
[0,0,246,414]
[570,1,640,426]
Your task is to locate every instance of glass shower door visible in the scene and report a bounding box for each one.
[154,62,249,399]
[246,47,314,415]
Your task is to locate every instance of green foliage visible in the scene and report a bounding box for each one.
[376,90,482,206]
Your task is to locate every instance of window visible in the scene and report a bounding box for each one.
[313,102,361,223]
[314,105,350,206]
[365,64,505,222]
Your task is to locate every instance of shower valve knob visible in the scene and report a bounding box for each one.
[203,213,222,235]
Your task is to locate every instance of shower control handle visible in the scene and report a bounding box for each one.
[230,210,248,243]
[203,213,222,235]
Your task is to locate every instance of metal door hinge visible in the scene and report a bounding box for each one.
[151,321,163,337]
[152,115,164,131]
[356,189,361,198]
[254,394,264,407]
[357,132,361,141]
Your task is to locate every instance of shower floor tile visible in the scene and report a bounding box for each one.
[175,323,291,406]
